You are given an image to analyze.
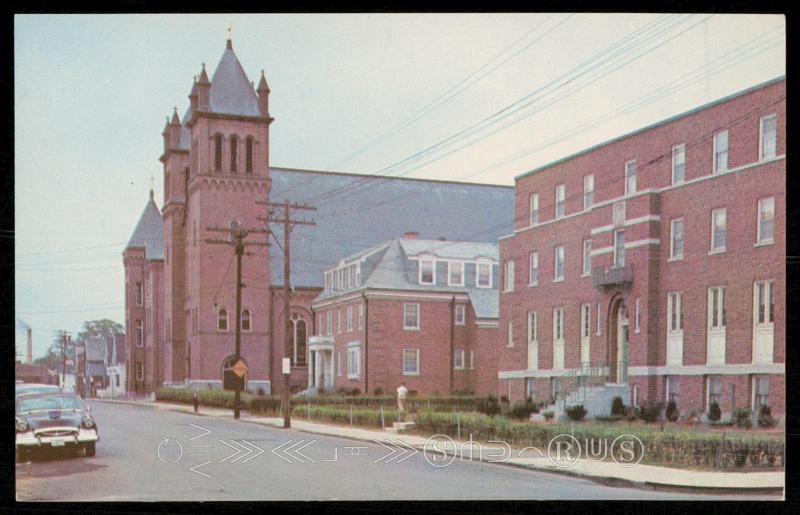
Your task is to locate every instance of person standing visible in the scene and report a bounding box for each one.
[396,382,408,421]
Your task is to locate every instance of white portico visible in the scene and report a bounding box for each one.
[307,336,335,392]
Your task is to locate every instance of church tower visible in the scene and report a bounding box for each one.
[163,35,273,389]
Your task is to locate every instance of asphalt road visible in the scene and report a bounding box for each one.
[15,402,777,501]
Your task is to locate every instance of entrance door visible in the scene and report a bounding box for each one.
[614,304,629,384]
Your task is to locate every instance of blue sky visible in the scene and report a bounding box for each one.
[14,13,785,359]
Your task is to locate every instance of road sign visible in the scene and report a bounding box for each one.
[232,359,248,378]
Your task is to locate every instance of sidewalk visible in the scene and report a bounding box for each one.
[95,399,784,492]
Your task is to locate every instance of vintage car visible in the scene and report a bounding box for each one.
[15,393,98,461]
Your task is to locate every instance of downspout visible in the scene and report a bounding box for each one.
[269,287,274,393]
[449,295,455,395]
[362,292,369,394]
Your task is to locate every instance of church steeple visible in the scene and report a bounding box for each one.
[197,63,210,111]
[257,70,270,117]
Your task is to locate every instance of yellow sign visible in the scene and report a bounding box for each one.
[232,359,248,378]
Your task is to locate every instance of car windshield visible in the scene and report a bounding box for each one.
[18,395,83,413]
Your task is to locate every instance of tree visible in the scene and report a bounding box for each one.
[76,319,124,343]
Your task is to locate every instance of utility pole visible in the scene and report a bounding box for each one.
[61,331,67,390]
[206,219,269,419]
[257,199,316,429]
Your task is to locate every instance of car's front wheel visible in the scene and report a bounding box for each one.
[83,442,96,457]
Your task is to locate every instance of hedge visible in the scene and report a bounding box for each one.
[155,387,253,408]
[291,405,402,428]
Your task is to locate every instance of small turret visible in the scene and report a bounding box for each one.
[197,63,210,111]
[257,70,270,117]
[161,116,170,154]
[188,76,198,115]
[168,108,181,149]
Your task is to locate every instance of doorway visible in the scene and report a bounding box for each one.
[608,297,629,384]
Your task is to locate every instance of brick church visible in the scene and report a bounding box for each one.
[123,37,514,395]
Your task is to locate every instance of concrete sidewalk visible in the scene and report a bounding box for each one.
[95,399,784,492]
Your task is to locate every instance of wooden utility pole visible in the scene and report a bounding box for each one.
[257,199,316,429]
[206,219,269,419]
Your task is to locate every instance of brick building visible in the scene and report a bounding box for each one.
[123,37,514,395]
[497,77,785,420]
[308,235,501,396]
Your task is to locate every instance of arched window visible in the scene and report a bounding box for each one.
[291,314,307,365]
[230,135,239,173]
[245,137,254,175]
[217,308,228,331]
[214,133,223,172]
[241,309,251,331]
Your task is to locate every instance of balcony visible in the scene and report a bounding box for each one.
[592,263,634,289]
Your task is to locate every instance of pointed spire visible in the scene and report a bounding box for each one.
[257,69,270,93]
[226,24,233,49]
[198,63,210,84]
[257,69,270,117]
[170,107,180,125]
[197,64,210,111]
[162,115,170,135]
[188,76,198,114]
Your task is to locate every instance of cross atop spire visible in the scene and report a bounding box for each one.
[226,24,233,49]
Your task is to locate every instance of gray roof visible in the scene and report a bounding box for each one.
[126,191,164,260]
[208,44,261,118]
[467,289,500,319]
[269,167,514,288]
[399,239,499,260]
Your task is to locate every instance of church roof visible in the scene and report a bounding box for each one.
[208,43,261,118]
[126,190,164,260]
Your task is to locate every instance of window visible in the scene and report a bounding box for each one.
[711,208,727,253]
[347,345,360,379]
[613,229,625,268]
[230,134,239,172]
[448,261,464,286]
[553,308,564,340]
[554,246,565,281]
[613,201,626,226]
[708,287,727,329]
[713,130,728,173]
[404,303,420,330]
[581,304,591,340]
[672,144,685,184]
[403,349,420,375]
[135,282,143,306]
[217,309,228,331]
[354,264,361,287]
[136,320,144,347]
[507,320,514,347]
[241,309,251,331]
[668,292,683,332]
[337,351,342,377]
[624,160,637,195]
[707,376,722,407]
[529,193,539,226]
[419,259,435,285]
[670,218,684,259]
[753,376,769,409]
[584,175,594,210]
[291,315,307,365]
[529,252,539,286]
[135,362,144,381]
[476,262,492,288]
[555,184,566,219]
[326,311,333,336]
[596,302,602,335]
[214,133,223,171]
[760,115,777,160]
[453,349,465,370]
[757,197,775,244]
[347,305,354,332]
[455,304,466,325]
[470,350,475,370]
[359,303,365,329]
[635,298,641,333]
[528,311,538,344]
[503,260,515,292]
[245,137,254,174]
[526,378,535,400]
[317,313,322,336]
[582,240,591,276]
[755,281,774,325]
[666,376,680,403]
[337,309,342,334]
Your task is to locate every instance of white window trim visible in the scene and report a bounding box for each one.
[358,303,365,330]
[455,304,466,325]
[613,229,625,268]
[555,184,566,219]
[241,308,252,332]
[710,208,727,254]
[447,260,465,286]
[669,218,684,261]
[529,193,539,227]
[217,308,229,332]
[503,260,515,293]
[476,261,493,289]
[668,292,683,333]
[635,297,641,333]
[583,174,594,211]
[469,350,475,370]
[403,348,420,376]
[708,286,727,330]
[403,303,420,331]
[582,239,591,277]
[580,303,591,340]
[529,251,539,286]
[671,143,686,185]
[326,311,333,336]
[754,280,774,327]
[624,159,637,196]
[337,309,342,334]
[713,129,729,174]
[347,344,361,380]
[596,302,601,336]
[507,320,514,347]
[759,114,777,161]
[528,311,538,345]
[553,246,565,282]
[756,197,775,246]
[454,349,465,370]
[347,305,354,332]
[419,259,436,285]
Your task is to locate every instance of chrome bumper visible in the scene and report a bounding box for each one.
[16,427,99,448]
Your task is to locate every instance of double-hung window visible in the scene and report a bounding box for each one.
[753,376,770,409]
[672,144,685,184]
[403,303,420,330]
[403,349,420,375]
[755,281,774,325]
[713,130,729,173]
[711,208,726,253]
[757,197,774,244]
[135,282,143,306]
[581,303,591,340]
[455,304,466,325]
[582,240,591,276]
[613,229,625,268]
[668,292,683,332]
[419,259,435,285]
[670,218,684,260]
[347,305,354,332]
[530,193,539,226]
[583,175,594,210]
[507,320,514,347]
[529,251,539,286]
[503,260,515,292]
[347,345,360,379]
[708,287,727,330]
[760,115,777,160]
[327,311,333,336]
[477,262,492,288]
[707,376,722,407]
[555,184,566,219]
[554,246,565,281]
[453,349,465,370]
[624,160,637,196]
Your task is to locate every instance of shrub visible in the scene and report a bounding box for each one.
[349,388,361,397]
[508,400,537,420]
[611,396,625,416]
[708,401,721,422]
[256,387,266,397]
[250,397,283,415]
[637,401,663,423]
[758,405,777,428]
[476,395,501,417]
[735,408,752,430]
[372,387,383,396]
[543,410,555,421]
[665,401,679,422]
[565,404,587,421]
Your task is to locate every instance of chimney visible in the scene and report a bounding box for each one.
[403,231,419,240]
[26,328,33,365]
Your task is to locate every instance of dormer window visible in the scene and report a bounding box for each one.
[245,137,254,174]
[477,261,492,288]
[214,133,223,172]
[230,135,239,173]
[419,259,435,285]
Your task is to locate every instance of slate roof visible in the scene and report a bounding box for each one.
[208,44,261,118]
[268,167,514,289]
[126,191,164,260]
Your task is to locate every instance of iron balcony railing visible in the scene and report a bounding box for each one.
[592,263,634,289]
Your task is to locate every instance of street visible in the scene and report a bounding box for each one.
[15,402,778,501]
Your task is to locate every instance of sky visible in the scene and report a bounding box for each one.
[14,13,785,359]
